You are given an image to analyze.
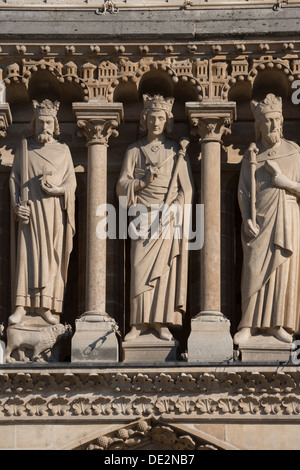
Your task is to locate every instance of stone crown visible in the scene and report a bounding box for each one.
[251,93,282,119]
[143,94,174,113]
[32,99,60,117]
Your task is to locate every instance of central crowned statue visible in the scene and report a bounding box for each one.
[117,94,194,344]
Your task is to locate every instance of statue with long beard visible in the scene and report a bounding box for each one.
[9,99,76,327]
[234,94,300,347]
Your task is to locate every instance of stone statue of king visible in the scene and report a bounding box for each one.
[117,94,194,343]
[234,93,300,346]
[9,99,77,327]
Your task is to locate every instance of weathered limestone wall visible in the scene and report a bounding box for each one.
[2,421,300,450]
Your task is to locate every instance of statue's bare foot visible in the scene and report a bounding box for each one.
[124,326,143,341]
[233,327,252,345]
[40,309,58,325]
[8,307,26,325]
[154,324,174,341]
[270,326,293,343]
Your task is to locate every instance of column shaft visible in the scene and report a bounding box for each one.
[186,101,236,362]
[71,102,123,362]
[86,142,107,314]
[201,139,221,313]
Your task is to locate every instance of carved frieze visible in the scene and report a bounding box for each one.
[0,40,298,103]
[0,367,299,421]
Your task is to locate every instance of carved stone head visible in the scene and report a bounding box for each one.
[30,99,61,142]
[251,94,283,144]
[139,94,174,134]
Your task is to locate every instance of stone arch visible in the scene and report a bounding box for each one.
[174,77,201,103]
[108,60,204,103]
[5,63,88,104]
[251,65,293,101]
[137,68,174,98]
[227,81,252,104]
[222,59,294,103]
[113,80,139,103]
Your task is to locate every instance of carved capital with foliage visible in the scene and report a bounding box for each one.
[73,101,123,146]
[77,118,119,146]
[186,101,236,143]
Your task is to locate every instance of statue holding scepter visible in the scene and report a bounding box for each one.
[234,94,300,346]
[117,94,194,343]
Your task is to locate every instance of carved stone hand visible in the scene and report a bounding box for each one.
[144,166,159,186]
[16,203,31,224]
[40,180,65,196]
[245,218,259,238]
[271,172,293,190]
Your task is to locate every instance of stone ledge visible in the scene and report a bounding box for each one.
[0,365,299,422]
[0,7,300,39]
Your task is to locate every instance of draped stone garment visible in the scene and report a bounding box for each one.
[116,137,194,327]
[238,139,300,334]
[10,138,76,313]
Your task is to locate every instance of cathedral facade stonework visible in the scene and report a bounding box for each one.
[1,0,300,450]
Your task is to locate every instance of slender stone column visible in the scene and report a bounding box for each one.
[71,102,123,362]
[186,101,236,363]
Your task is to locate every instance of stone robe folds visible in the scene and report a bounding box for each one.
[117,138,194,328]
[238,139,300,334]
[10,138,76,313]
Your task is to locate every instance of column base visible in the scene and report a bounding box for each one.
[187,311,233,363]
[71,312,119,363]
[236,334,293,363]
[122,332,179,363]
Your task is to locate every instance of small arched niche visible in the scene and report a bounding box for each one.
[138,69,174,99]
[252,69,290,102]
[27,69,85,103]
[113,80,139,103]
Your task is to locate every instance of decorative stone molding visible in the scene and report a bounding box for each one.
[1,44,299,104]
[0,367,300,422]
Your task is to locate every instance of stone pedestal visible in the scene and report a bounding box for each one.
[71,314,119,363]
[185,101,236,362]
[237,334,293,363]
[71,102,123,363]
[122,333,179,363]
[188,313,233,363]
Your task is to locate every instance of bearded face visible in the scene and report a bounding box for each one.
[260,112,282,147]
[35,115,55,144]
